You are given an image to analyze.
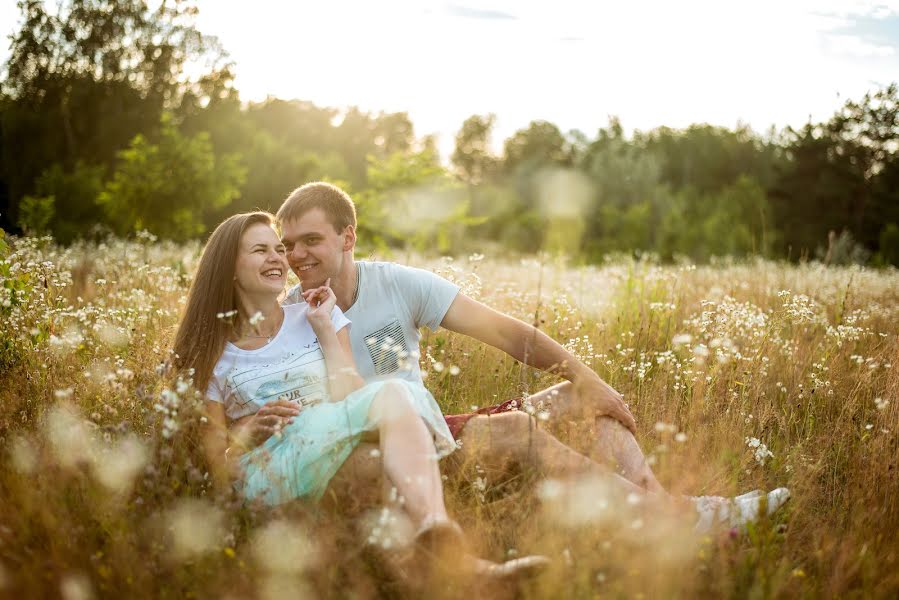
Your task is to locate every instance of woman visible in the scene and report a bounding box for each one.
[171,212,546,577]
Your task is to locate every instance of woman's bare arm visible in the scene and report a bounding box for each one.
[305,282,365,402]
[317,325,365,402]
[203,400,231,491]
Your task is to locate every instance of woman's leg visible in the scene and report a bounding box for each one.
[368,381,448,526]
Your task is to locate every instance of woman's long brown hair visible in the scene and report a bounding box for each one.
[172,211,275,395]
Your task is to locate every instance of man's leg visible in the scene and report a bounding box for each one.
[449,411,644,495]
[322,441,383,515]
[523,382,666,494]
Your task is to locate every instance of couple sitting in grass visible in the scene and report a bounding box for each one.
[172,182,790,579]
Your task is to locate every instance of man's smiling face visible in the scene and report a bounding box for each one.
[280,207,353,289]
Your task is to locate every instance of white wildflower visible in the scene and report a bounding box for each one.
[672,333,692,347]
[165,499,225,561]
[54,388,74,400]
[745,437,774,466]
[252,519,317,573]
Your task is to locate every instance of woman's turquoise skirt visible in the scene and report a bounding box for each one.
[238,379,455,506]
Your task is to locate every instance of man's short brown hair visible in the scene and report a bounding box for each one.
[276,182,357,233]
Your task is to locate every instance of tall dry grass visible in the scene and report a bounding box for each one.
[1,235,897,598]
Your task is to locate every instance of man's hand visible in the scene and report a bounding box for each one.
[573,376,637,434]
[231,399,302,449]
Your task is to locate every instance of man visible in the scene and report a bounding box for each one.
[267,181,666,496]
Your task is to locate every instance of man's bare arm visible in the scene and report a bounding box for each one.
[440,293,636,432]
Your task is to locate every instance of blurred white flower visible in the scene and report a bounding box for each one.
[59,572,94,600]
[96,322,128,347]
[93,435,149,495]
[538,479,564,501]
[45,404,95,469]
[252,520,317,574]
[165,499,225,561]
[654,421,676,433]
[672,333,692,347]
[54,388,74,400]
[539,475,623,528]
[9,436,38,475]
[361,506,414,550]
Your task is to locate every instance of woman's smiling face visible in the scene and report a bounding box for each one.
[233,222,288,297]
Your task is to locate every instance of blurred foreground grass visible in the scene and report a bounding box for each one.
[1,235,897,598]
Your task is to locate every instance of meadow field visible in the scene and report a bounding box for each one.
[0,234,897,599]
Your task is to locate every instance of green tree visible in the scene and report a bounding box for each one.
[580,118,665,258]
[452,114,499,185]
[358,149,482,253]
[878,223,899,266]
[830,84,899,248]
[32,162,105,243]
[214,130,351,226]
[638,124,780,194]
[771,84,898,259]
[16,195,55,236]
[769,122,864,258]
[503,120,572,173]
[98,114,245,240]
[1,0,231,231]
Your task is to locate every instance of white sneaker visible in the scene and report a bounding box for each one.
[689,488,761,507]
[735,489,763,501]
[693,488,790,533]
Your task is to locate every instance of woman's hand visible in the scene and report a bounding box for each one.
[230,399,302,449]
[303,278,336,334]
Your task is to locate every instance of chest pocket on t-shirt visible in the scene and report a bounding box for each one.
[364,319,410,376]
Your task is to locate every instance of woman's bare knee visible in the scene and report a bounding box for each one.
[369,380,415,422]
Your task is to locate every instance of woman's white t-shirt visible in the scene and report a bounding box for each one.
[206,303,350,421]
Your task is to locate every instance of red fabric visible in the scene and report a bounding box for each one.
[443,397,523,440]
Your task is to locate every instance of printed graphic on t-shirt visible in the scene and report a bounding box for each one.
[226,345,329,409]
[363,319,410,375]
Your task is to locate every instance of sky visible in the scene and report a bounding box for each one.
[2,0,899,157]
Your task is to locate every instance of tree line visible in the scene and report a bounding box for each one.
[2,0,898,265]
